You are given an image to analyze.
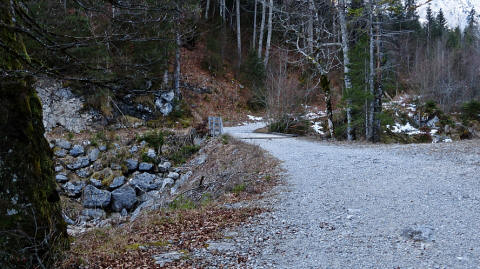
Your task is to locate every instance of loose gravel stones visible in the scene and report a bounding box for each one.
[204,123,480,268]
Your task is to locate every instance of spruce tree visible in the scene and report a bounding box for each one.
[434,9,447,38]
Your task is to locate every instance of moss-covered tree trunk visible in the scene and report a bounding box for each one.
[0,1,68,268]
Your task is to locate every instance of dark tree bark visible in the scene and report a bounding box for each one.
[0,1,68,268]
[321,75,335,139]
[373,20,383,143]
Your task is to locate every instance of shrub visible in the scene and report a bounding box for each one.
[138,130,166,152]
[269,118,311,135]
[231,183,246,194]
[240,51,267,111]
[168,145,200,165]
[169,196,196,210]
[462,100,480,122]
[220,134,230,145]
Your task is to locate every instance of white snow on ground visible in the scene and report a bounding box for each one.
[311,122,325,135]
[247,115,263,121]
[388,122,423,135]
[302,105,327,120]
[304,111,327,120]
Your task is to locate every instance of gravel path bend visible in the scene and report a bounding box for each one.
[198,124,480,268]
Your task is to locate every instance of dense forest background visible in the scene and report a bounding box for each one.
[2,0,480,140]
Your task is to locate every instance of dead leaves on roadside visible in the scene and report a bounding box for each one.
[60,206,263,268]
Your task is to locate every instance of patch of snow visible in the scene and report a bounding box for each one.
[430,129,439,135]
[389,122,423,135]
[444,138,453,143]
[247,115,263,121]
[311,122,325,135]
[7,209,18,216]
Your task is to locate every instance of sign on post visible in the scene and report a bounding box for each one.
[208,116,223,137]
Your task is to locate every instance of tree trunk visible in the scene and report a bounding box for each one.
[162,69,169,88]
[258,0,266,58]
[373,20,383,143]
[205,0,210,19]
[264,0,273,66]
[321,75,335,139]
[366,0,375,141]
[252,0,258,50]
[236,0,242,67]
[174,30,181,99]
[337,0,353,141]
[307,0,314,54]
[0,1,68,267]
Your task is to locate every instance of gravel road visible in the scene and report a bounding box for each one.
[192,123,480,268]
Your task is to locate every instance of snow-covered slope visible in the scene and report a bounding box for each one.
[416,0,480,30]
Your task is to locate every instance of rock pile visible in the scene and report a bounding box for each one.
[51,138,192,227]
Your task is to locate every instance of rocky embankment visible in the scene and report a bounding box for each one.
[50,131,203,234]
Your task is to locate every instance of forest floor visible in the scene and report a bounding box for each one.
[200,123,480,268]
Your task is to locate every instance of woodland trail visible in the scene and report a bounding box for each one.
[216,123,480,268]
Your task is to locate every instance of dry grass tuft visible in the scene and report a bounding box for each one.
[175,135,282,203]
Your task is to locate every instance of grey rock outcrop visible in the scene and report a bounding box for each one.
[111,185,137,212]
[76,168,92,178]
[155,91,175,116]
[167,172,180,180]
[146,149,156,159]
[130,172,159,192]
[67,157,90,170]
[55,174,69,183]
[90,178,103,188]
[158,161,171,173]
[139,162,154,171]
[63,181,86,197]
[125,159,138,172]
[161,178,175,191]
[171,171,192,195]
[69,145,85,157]
[55,139,72,150]
[109,176,125,189]
[54,149,67,158]
[81,208,106,220]
[82,185,111,208]
[36,80,100,133]
[88,148,100,162]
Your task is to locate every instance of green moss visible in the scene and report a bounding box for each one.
[231,183,246,194]
[138,130,166,152]
[0,80,69,268]
[125,243,141,250]
[101,174,115,187]
[169,196,196,210]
